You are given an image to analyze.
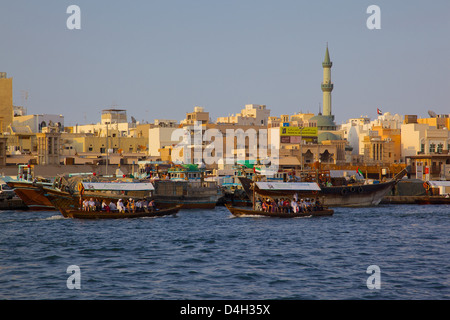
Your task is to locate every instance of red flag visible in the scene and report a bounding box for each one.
[377,108,382,115]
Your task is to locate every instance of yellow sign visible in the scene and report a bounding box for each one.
[280,126,318,137]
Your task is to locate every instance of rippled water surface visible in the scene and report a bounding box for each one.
[0,205,448,299]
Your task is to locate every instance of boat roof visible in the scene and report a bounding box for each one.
[427,181,450,187]
[255,182,321,191]
[82,182,155,191]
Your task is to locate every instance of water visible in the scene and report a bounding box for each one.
[0,205,448,300]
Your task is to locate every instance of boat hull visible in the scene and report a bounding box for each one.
[225,204,333,218]
[414,196,450,205]
[319,181,396,207]
[154,198,217,209]
[60,205,181,219]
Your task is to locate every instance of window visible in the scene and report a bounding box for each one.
[429,143,436,153]
[420,144,425,153]
[437,143,443,153]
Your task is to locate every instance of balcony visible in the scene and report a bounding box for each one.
[321,83,334,92]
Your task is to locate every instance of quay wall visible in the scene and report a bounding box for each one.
[0,164,135,179]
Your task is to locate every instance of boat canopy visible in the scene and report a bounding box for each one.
[82,182,155,191]
[427,181,450,187]
[255,182,321,191]
[253,181,321,198]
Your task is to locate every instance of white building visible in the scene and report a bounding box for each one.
[340,112,403,155]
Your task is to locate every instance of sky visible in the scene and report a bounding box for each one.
[1,0,449,126]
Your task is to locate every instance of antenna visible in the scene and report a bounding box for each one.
[428,110,437,118]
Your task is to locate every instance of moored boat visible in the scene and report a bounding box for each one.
[152,179,222,209]
[7,180,56,211]
[414,196,450,205]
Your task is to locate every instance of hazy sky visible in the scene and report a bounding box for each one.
[1,0,449,126]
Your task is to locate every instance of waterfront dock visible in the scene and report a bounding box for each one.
[0,198,28,210]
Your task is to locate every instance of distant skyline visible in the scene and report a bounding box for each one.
[1,0,449,126]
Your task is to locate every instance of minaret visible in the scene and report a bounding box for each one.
[321,45,334,120]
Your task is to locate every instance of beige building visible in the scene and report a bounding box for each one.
[36,130,61,165]
[12,114,64,133]
[0,72,13,133]
[401,115,450,160]
[0,136,6,166]
[148,127,179,157]
[181,106,210,126]
[362,131,397,165]
[217,104,270,126]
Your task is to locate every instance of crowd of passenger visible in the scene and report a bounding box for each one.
[81,198,156,213]
[255,197,324,213]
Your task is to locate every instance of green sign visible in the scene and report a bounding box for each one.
[280,127,318,137]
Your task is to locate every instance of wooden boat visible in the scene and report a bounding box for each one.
[58,205,182,219]
[7,180,56,211]
[225,204,333,218]
[238,175,400,207]
[414,196,450,205]
[152,179,222,209]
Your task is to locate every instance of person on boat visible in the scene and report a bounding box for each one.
[101,200,108,211]
[135,199,142,212]
[95,198,102,211]
[270,199,277,213]
[149,200,155,211]
[305,199,312,212]
[127,198,136,213]
[315,199,323,211]
[117,199,126,213]
[262,201,268,212]
[283,199,290,213]
[277,199,283,212]
[109,201,117,212]
[300,199,307,212]
[291,199,298,213]
[255,198,262,211]
[82,199,89,211]
[88,198,96,211]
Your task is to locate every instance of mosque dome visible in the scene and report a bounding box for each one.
[309,114,337,130]
[318,131,340,143]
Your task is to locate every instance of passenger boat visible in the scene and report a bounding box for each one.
[41,181,155,214]
[225,180,334,218]
[225,204,333,218]
[238,170,405,207]
[58,205,182,219]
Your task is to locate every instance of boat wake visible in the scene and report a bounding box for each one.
[45,215,66,220]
